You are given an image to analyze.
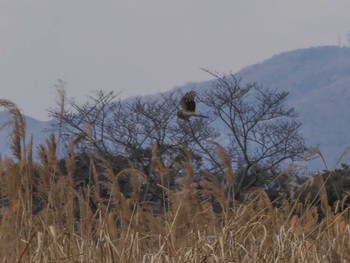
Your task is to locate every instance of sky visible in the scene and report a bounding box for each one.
[1,0,350,120]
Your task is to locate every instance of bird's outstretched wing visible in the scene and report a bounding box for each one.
[180,91,196,112]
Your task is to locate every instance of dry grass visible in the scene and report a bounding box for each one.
[1,104,350,262]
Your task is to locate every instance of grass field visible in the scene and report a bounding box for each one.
[1,100,350,262]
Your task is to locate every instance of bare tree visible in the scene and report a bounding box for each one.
[201,71,306,197]
[49,74,306,200]
[49,90,118,158]
[49,90,219,176]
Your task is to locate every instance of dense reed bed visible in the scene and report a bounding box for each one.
[1,99,350,262]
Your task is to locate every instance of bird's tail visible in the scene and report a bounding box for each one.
[195,113,209,118]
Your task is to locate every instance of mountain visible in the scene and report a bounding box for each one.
[124,46,350,171]
[166,46,350,170]
[0,111,53,159]
[235,46,350,170]
[1,45,349,170]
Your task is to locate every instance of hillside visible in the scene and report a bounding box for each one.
[165,46,350,170]
[236,46,350,170]
[0,111,52,159]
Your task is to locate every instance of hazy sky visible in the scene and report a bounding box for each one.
[1,0,350,120]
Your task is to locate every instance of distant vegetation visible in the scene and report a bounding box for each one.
[1,72,350,261]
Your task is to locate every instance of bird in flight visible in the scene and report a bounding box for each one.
[177,91,208,120]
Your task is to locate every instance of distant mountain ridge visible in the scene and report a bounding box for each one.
[236,46,350,169]
[0,111,52,159]
[1,46,349,170]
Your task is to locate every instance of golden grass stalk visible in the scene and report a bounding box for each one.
[0,99,26,164]
[54,79,67,142]
[1,100,350,261]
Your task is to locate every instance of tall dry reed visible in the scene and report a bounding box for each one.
[0,100,350,262]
